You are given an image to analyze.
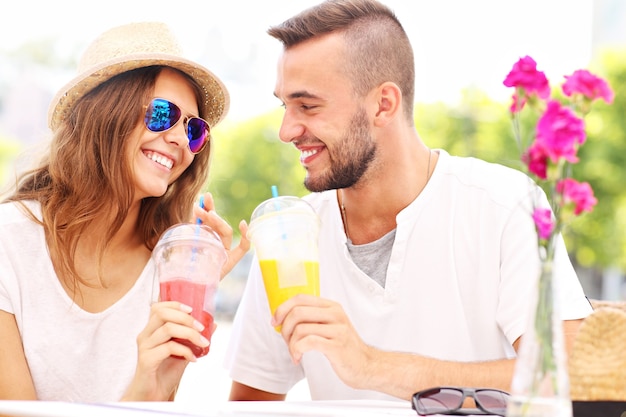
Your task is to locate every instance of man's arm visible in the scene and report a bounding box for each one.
[274,295,585,401]
[332,319,581,400]
[363,343,521,400]
[229,381,286,401]
[376,319,583,400]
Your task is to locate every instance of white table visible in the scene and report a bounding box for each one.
[0,400,495,417]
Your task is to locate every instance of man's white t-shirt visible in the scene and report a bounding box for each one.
[0,201,158,401]
[225,150,592,400]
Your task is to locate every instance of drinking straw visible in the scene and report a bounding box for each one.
[270,185,280,212]
[190,195,204,271]
[196,194,205,225]
[270,185,287,240]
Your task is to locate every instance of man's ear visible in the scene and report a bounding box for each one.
[372,82,402,127]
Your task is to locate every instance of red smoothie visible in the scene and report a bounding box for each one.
[160,279,214,358]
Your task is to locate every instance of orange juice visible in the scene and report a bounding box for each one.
[259,259,319,323]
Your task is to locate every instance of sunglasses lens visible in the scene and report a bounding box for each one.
[414,388,463,414]
[475,390,509,415]
[144,98,209,154]
[187,117,209,153]
[145,98,181,132]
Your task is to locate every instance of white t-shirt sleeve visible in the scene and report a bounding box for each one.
[496,182,591,346]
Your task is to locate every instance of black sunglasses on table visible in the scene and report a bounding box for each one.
[412,387,510,416]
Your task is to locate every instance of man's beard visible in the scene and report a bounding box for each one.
[304,108,376,192]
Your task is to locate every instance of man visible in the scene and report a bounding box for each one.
[225,0,591,402]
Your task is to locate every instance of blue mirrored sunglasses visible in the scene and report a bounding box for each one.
[144,98,210,154]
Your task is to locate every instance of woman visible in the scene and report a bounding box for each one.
[0,22,249,401]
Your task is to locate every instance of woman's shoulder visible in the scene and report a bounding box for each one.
[0,200,41,227]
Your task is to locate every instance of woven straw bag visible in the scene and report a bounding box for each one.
[590,299,626,313]
[569,305,626,401]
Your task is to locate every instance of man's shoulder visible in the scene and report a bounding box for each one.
[443,152,531,189]
[444,151,523,175]
[439,151,537,209]
[302,190,335,211]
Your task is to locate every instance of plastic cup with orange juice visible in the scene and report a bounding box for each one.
[248,195,320,331]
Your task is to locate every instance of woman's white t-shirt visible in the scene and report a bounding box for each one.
[0,201,157,401]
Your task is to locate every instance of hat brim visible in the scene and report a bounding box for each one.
[48,52,230,130]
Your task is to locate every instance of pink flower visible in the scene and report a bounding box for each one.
[532,208,555,240]
[509,93,526,113]
[556,178,597,215]
[522,142,549,179]
[536,100,586,163]
[562,69,614,104]
[503,56,551,112]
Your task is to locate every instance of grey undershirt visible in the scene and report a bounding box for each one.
[346,229,396,288]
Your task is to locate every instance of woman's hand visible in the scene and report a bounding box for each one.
[122,301,214,401]
[193,192,250,279]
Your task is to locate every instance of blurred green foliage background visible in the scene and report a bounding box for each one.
[205,50,626,274]
[1,51,625,275]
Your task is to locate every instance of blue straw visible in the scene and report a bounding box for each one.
[270,185,287,240]
[196,195,205,225]
[270,185,280,211]
[191,195,205,269]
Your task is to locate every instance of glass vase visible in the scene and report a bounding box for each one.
[506,261,573,417]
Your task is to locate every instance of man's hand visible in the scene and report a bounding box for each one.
[273,294,376,390]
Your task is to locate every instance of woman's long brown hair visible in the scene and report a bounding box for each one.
[4,66,213,294]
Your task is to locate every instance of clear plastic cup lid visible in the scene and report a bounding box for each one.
[249,196,317,223]
[154,223,223,250]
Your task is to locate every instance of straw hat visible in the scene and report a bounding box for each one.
[47,22,229,131]
[569,306,626,401]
